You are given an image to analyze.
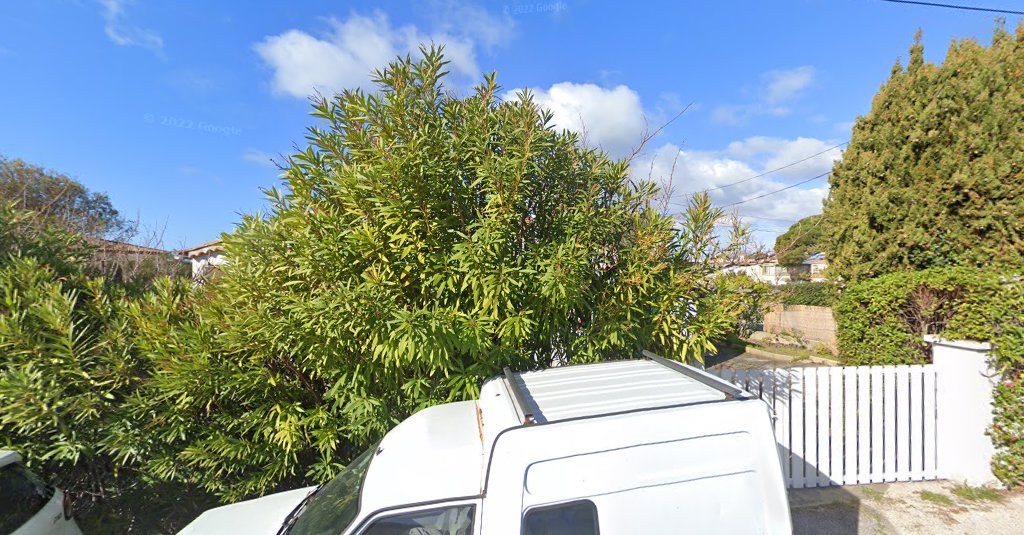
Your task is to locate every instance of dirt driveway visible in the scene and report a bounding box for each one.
[790,480,1024,534]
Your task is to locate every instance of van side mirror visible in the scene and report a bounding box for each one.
[62,491,73,520]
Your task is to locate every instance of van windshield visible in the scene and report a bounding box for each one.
[283,443,378,535]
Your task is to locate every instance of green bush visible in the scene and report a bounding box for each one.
[834,267,1000,365]
[117,48,740,502]
[991,371,1024,487]
[719,274,774,337]
[778,282,835,308]
[0,204,214,531]
[985,278,1024,487]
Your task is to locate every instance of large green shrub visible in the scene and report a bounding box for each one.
[824,25,1024,281]
[120,48,740,501]
[0,204,213,532]
[834,267,1000,365]
[0,206,128,496]
[778,282,835,308]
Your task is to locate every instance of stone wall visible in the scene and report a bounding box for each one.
[762,304,836,349]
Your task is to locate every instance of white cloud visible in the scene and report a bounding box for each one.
[423,0,515,50]
[711,65,816,127]
[242,148,278,168]
[764,66,815,104]
[727,136,842,179]
[632,137,838,245]
[255,9,512,98]
[509,83,647,158]
[99,0,164,55]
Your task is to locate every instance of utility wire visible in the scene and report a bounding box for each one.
[879,0,1024,15]
[739,214,801,223]
[679,141,847,197]
[723,171,830,208]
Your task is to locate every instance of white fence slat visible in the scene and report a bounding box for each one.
[913,364,929,477]
[923,366,938,479]
[870,367,885,483]
[764,370,777,412]
[898,366,913,481]
[857,367,871,484]
[751,372,763,399]
[817,367,831,487]
[790,368,806,488]
[773,368,792,486]
[804,368,819,488]
[883,366,897,481]
[829,367,843,486]
[844,367,858,485]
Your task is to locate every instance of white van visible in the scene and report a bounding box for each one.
[0,450,82,535]
[180,353,791,534]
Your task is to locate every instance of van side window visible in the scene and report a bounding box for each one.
[361,505,475,535]
[523,500,599,535]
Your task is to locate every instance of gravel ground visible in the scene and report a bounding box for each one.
[706,345,828,371]
[790,480,1024,534]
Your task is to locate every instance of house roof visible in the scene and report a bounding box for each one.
[178,239,225,258]
[85,237,170,256]
[804,252,827,264]
[719,256,778,268]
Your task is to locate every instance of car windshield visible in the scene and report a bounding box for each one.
[284,443,378,535]
[0,462,55,533]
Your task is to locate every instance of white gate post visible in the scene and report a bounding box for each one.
[926,336,999,486]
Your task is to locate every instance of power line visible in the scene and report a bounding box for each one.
[722,171,831,208]
[739,214,801,224]
[879,0,1024,15]
[679,141,847,196]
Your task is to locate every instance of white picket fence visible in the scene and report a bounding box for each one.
[715,366,939,489]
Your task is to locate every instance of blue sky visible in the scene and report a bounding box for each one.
[0,0,1017,248]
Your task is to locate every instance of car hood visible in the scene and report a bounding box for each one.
[177,486,317,535]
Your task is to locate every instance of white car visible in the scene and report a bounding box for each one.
[180,352,791,534]
[0,450,82,535]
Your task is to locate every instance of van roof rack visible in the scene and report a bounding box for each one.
[641,350,752,400]
[500,352,753,426]
[503,366,536,425]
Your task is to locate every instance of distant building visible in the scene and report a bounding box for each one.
[86,237,184,281]
[717,253,828,285]
[177,240,226,282]
[87,237,172,263]
[804,252,828,282]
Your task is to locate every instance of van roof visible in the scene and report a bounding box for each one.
[357,355,751,514]
[499,353,749,424]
